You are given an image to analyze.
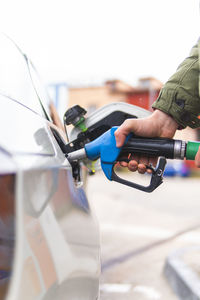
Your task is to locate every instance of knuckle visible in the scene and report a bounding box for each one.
[124,119,133,127]
[138,169,145,174]
[124,119,130,125]
[114,130,119,137]
[128,166,137,172]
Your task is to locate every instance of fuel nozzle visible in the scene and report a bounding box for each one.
[66,125,200,192]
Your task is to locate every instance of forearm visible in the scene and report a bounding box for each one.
[152,42,200,129]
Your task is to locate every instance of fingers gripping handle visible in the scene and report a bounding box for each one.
[112,157,166,193]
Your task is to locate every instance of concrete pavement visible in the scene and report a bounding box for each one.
[87,171,200,300]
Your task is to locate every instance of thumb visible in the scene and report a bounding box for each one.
[114,119,135,147]
[114,130,127,148]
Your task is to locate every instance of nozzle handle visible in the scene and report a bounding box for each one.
[120,136,176,159]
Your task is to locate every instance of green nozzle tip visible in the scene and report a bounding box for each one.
[186,141,200,160]
[75,117,87,132]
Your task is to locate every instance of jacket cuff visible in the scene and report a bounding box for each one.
[152,87,200,129]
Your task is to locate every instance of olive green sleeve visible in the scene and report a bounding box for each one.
[152,42,200,129]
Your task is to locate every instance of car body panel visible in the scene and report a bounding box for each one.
[0,35,100,300]
[0,95,54,156]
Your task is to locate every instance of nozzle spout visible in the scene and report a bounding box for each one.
[67,148,87,162]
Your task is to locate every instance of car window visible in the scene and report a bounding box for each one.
[0,34,50,119]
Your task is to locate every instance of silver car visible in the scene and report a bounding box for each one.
[0,35,100,300]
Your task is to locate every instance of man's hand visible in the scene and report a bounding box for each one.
[114,110,179,173]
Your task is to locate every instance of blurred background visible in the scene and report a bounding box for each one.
[2,0,200,298]
[1,0,199,85]
[1,0,199,111]
[2,0,199,176]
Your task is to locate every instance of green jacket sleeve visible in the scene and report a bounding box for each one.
[152,41,200,129]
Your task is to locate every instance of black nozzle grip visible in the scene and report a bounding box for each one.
[112,157,167,193]
[120,136,175,159]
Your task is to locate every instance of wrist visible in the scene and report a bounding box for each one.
[151,109,179,138]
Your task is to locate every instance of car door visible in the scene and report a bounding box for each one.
[0,35,100,300]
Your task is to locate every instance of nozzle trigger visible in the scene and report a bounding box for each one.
[111,157,167,193]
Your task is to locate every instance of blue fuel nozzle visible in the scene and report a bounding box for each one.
[67,126,167,193]
[85,126,126,180]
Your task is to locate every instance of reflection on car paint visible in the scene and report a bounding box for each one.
[0,271,10,280]
[67,171,90,212]
[20,257,42,298]
[23,169,59,218]
[0,175,15,299]
[50,170,89,217]
[16,167,99,299]
[25,216,57,288]
[33,128,55,155]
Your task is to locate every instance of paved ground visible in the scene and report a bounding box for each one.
[87,171,200,300]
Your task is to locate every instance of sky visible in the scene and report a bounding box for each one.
[0,0,199,87]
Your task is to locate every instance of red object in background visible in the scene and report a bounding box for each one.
[185,159,198,170]
[127,90,160,111]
